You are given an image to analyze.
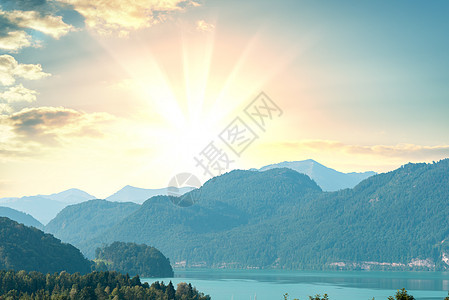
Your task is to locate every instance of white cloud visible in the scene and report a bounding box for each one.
[196,19,214,32]
[57,0,201,36]
[0,103,13,115]
[0,84,38,103]
[0,8,73,51]
[0,30,34,52]
[0,54,51,86]
[2,10,74,39]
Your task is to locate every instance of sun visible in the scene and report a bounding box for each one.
[94,21,299,185]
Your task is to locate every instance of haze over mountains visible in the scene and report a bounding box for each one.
[0,207,43,229]
[0,189,96,224]
[2,160,374,225]
[257,159,376,191]
[44,159,449,271]
[106,185,195,204]
[0,185,194,224]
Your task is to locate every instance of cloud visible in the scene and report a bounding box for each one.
[0,103,13,114]
[2,106,115,145]
[57,0,201,36]
[196,19,214,32]
[0,54,51,86]
[276,140,449,160]
[0,4,73,51]
[2,10,73,39]
[0,30,34,51]
[0,84,37,103]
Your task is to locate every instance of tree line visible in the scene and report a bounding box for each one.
[0,269,210,300]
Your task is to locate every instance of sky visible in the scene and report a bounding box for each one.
[0,0,448,198]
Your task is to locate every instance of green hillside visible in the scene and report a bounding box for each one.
[0,217,91,273]
[95,242,174,277]
[45,199,140,248]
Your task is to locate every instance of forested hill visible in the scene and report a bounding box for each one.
[0,217,92,274]
[45,199,140,248]
[95,242,174,277]
[45,159,449,270]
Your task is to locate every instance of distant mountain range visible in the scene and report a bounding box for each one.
[0,185,194,224]
[0,189,96,224]
[44,159,449,271]
[106,185,195,204]
[256,159,376,191]
[1,160,374,224]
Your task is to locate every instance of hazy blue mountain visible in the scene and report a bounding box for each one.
[106,185,195,204]
[0,189,95,225]
[41,188,96,204]
[48,159,449,270]
[45,199,140,249]
[257,159,376,191]
[0,196,67,225]
[0,206,43,229]
[0,217,91,274]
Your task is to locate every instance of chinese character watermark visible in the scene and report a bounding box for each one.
[167,172,202,207]
[168,91,282,207]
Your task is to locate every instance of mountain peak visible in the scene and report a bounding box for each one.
[106,185,194,204]
[257,159,376,191]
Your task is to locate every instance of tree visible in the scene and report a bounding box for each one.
[166,281,175,300]
[387,288,415,300]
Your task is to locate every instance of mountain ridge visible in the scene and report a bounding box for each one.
[257,159,376,191]
[106,185,195,204]
[49,159,449,270]
[0,206,43,229]
[0,188,96,225]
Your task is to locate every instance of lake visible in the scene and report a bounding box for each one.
[142,269,449,300]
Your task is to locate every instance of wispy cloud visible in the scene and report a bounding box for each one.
[2,10,73,39]
[196,19,214,32]
[57,0,201,36]
[274,140,449,160]
[1,106,115,146]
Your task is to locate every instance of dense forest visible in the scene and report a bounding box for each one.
[95,242,174,277]
[0,270,210,300]
[45,160,449,270]
[0,217,91,274]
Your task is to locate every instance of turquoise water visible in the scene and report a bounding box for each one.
[142,269,449,300]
